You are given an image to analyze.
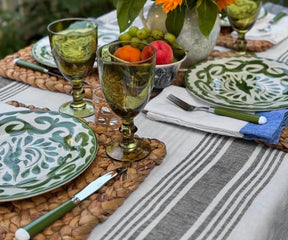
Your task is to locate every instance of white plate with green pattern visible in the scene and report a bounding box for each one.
[32,24,119,68]
[0,110,98,202]
[185,56,288,111]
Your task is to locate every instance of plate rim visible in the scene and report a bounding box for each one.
[32,36,56,68]
[0,110,98,202]
[184,56,288,112]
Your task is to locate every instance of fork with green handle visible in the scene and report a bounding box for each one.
[167,94,267,125]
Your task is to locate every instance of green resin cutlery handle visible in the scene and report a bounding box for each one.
[212,107,267,124]
[15,199,75,240]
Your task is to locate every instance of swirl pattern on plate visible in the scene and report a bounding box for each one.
[0,110,97,201]
[185,56,288,111]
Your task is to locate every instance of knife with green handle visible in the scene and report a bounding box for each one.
[13,58,63,78]
[15,167,128,240]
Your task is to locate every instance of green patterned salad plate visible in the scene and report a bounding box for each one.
[185,56,288,111]
[0,110,97,202]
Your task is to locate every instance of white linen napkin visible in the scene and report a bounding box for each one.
[231,12,288,44]
[144,86,246,138]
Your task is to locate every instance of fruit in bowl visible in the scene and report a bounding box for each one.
[118,27,186,90]
[149,40,173,65]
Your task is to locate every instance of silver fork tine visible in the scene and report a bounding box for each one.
[167,94,194,111]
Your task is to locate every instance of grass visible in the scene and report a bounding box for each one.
[0,0,115,59]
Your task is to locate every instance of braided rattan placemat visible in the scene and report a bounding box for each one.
[0,28,274,98]
[0,45,97,99]
[0,102,166,240]
[216,27,274,52]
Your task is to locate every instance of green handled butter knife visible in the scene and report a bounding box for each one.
[13,58,63,78]
[15,167,127,240]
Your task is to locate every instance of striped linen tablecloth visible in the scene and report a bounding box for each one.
[1,2,288,240]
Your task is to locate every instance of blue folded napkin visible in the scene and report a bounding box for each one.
[240,109,288,144]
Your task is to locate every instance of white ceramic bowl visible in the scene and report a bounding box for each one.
[153,53,187,90]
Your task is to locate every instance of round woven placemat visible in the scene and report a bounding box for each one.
[0,29,274,99]
[0,45,98,99]
[0,102,166,240]
[216,27,274,52]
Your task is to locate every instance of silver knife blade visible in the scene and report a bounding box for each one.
[75,166,127,201]
[15,167,127,240]
[13,58,63,78]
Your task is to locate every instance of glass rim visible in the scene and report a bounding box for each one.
[96,41,157,65]
[47,18,98,35]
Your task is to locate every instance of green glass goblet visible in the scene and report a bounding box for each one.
[47,18,97,118]
[227,0,262,55]
[97,41,156,161]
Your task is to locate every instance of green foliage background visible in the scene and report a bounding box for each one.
[0,0,116,59]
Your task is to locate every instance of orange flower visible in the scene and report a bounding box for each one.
[155,0,183,13]
[215,0,236,11]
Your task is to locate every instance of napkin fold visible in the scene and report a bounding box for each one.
[231,12,288,44]
[144,86,288,144]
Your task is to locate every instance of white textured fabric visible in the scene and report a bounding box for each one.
[2,2,288,240]
[231,12,288,44]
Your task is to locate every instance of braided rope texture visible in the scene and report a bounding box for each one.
[0,45,97,99]
[1,102,166,240]
[217,27,274,52]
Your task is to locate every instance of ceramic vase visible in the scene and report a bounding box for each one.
[141,4,221,68]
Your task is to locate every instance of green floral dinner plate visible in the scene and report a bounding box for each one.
[0,110,97,202]
[185,56,288,111]
[32,24,119,68]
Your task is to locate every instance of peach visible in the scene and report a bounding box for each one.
[150,40,174,65]
[141,45,155,61]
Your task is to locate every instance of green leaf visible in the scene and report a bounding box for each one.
[165,6,185,37]
[197,0,218,38]
[116,0,147,32]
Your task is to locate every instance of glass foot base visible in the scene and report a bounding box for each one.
[106,138,151,162]
[59,100,94,118]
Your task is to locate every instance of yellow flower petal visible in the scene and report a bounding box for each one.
[155,0,183,13]
[216,0,237,11]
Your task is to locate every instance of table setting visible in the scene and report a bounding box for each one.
[2,0,288,239]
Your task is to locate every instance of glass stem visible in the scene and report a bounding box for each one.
[119,119,138,152]
[71,79,86,109]
[236,32,247,54]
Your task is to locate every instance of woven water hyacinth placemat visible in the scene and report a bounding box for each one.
[0,29,274,98]
[0,45,97,99]
[0,102,166,240]
[216,27,274,52]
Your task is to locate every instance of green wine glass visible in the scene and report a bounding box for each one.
[227,0,262,55]
[47,18,97,118]
[97,41,156,161]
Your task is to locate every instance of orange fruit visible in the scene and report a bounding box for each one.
[114,45,141,62]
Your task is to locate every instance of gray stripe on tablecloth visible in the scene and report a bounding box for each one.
[277,50,288,64]
[0,81,30,101]
[100,133,227,240]
[134,138,258,240]
[188,145,284,240]
[220,149,285,240]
